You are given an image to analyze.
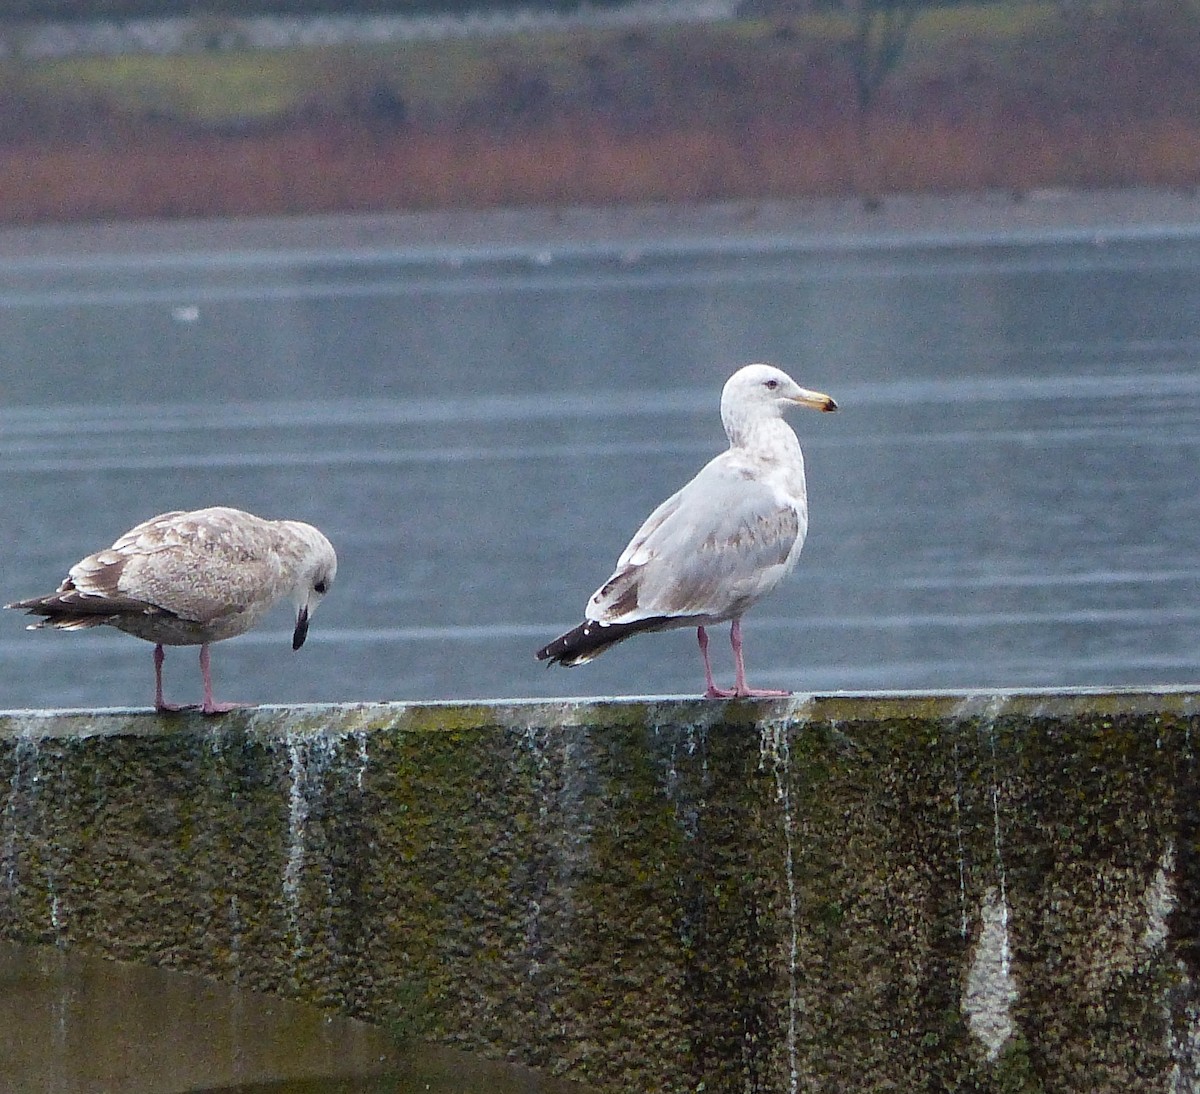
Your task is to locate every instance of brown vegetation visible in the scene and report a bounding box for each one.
[2,2,1200,224]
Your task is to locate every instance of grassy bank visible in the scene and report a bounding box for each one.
[1,0,1198,223]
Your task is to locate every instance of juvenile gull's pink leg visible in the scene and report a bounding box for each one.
[729,619,790,698]
[698,625,736,699]
[153,644,186,713]
[198,643,241,715]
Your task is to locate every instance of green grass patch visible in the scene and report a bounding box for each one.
[26,50,321,121]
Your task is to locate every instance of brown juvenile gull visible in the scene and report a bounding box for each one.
[536,363,837,698]
[7,506,337,714]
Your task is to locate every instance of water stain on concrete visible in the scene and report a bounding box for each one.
[1,690,1198,1092]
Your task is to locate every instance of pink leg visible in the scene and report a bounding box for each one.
[729,619,790,698]
[698,626,736,699]
[199,644,241,715]
[153,644,186,713]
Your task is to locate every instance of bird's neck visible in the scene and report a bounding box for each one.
[725,415,802,462]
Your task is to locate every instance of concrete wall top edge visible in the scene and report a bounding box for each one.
[0,684,1196,739]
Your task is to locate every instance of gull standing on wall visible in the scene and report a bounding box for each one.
[537,363,837,698]
[7,506,337,714]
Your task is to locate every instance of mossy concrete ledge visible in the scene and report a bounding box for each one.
[3,688,1200,1092]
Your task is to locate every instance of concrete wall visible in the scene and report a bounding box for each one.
[1,688,1198,1093]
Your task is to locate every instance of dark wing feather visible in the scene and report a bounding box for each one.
[536,615,676,666]
[6,553,169,629]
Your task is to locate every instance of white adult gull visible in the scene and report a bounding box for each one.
[7,506,337,714]
[536,364,837,698]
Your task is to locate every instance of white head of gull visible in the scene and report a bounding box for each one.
[537,363,837,698]
[7,506,337,715]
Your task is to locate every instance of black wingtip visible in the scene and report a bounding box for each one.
[536,624,588,666]
[536,616,675,667]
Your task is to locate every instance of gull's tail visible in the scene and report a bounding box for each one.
[6,588,151,630]
[536,616,673,667]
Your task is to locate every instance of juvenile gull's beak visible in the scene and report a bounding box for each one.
[790,387,838,413]
[293,605,310,650]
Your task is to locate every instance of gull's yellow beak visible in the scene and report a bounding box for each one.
[790,387,839,413]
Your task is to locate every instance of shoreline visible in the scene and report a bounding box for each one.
[0,1,736,60]
[1,185,1199,261]
[5,6,1199,235]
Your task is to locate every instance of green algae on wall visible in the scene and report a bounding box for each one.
[1,689,1199,1092]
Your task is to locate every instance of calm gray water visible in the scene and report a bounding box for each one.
[0,943,589,1093]
[1,209,1198,708]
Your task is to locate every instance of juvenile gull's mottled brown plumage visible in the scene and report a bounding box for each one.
[7,506,337,714]
[537,364,837,698]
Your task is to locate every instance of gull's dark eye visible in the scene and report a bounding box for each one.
[765,378,779,390]
[314,580,328,595]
